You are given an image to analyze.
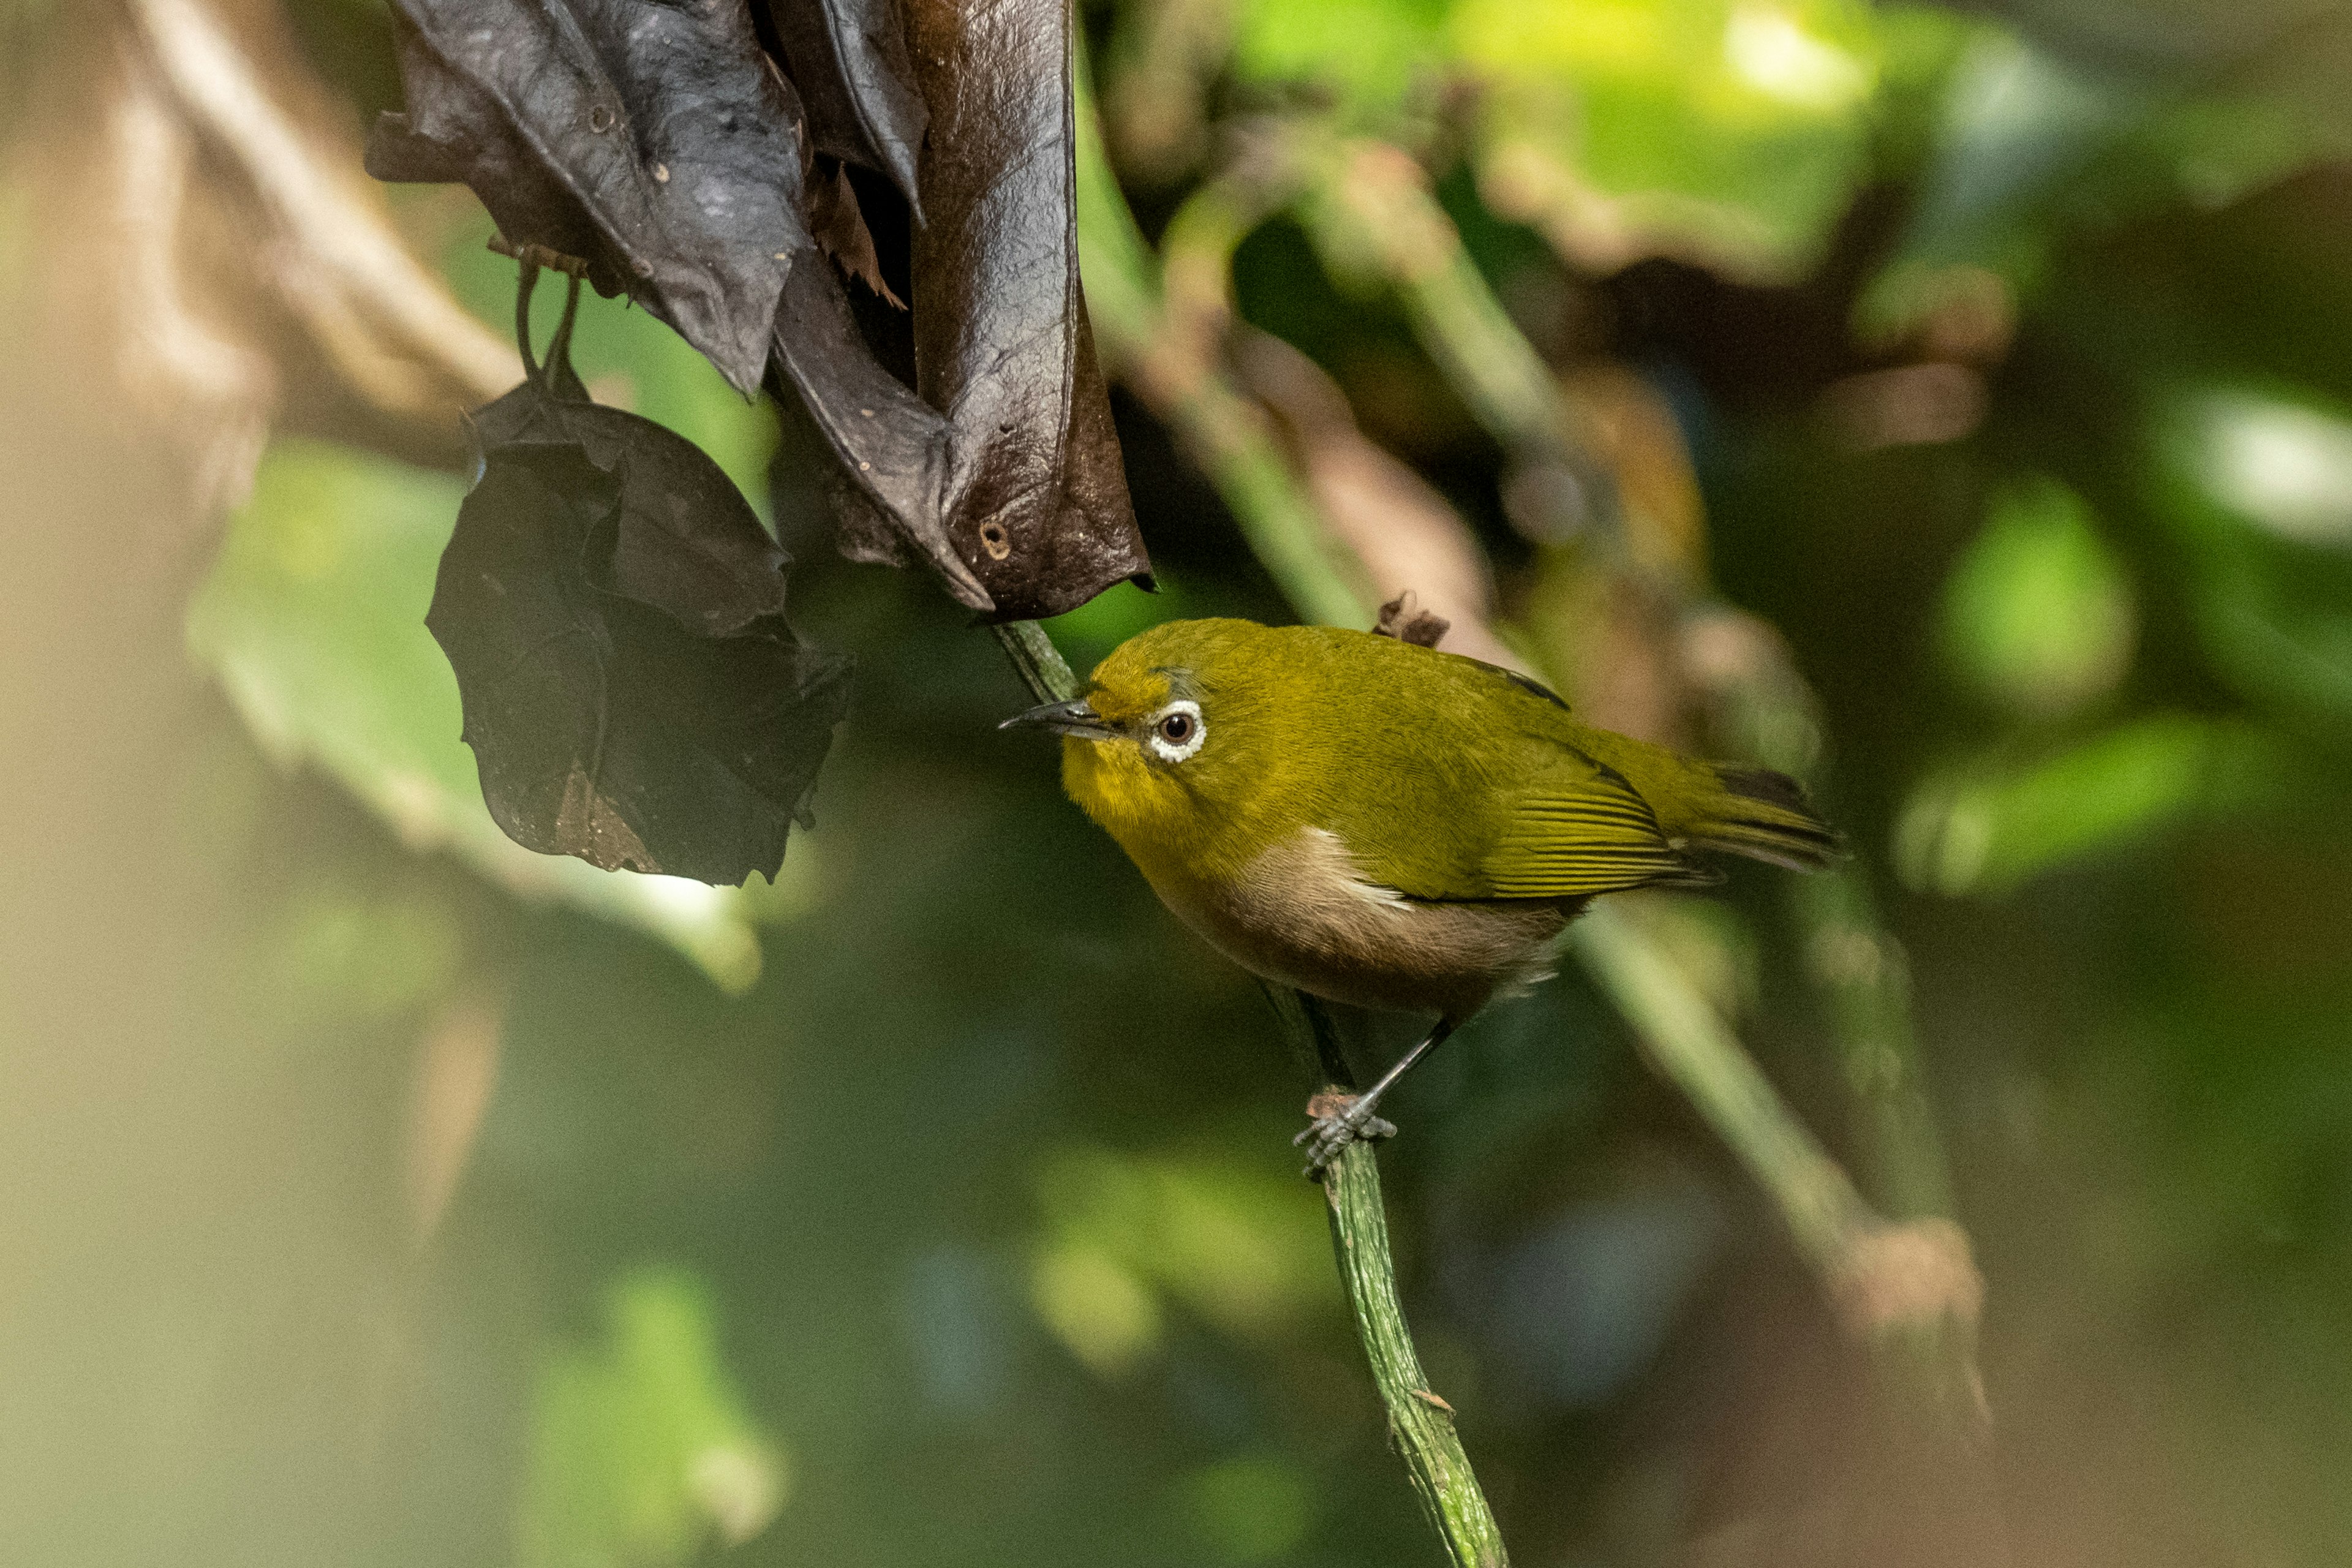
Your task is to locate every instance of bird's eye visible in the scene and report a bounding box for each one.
[1145,699,1206,763]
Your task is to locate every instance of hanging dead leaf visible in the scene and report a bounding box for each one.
[761,0,929,218]
[429,274,853,886]
[371,0,992,610]
[367,0,806,396]
[903,0,1153,621]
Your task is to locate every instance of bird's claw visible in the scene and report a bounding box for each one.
[1295,1093,1396,1178]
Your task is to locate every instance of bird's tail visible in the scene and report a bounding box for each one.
[1680,766,1845,873]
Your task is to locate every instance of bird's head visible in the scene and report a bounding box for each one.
[999,619,1283,872]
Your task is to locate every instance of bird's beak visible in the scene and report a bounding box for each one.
[998,696,1118,741]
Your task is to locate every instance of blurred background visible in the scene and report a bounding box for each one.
[7,0,2352,1563]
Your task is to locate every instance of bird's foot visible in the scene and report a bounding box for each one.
[1295,1090,1397,1179]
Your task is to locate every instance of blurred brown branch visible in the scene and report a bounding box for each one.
[23,0,516,549]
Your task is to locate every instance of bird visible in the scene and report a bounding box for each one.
[1001,617,1841,1174]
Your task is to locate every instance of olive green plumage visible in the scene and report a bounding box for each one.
[1014,617,1839,1023]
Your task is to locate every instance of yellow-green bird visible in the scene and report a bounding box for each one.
[1002,617,1839,1173]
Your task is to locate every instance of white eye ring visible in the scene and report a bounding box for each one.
[1146,699,1206,763]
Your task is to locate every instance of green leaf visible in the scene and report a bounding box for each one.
[1450,0,1883,282]
[1858,31,2340,342]
[1028,1147,1337,1372]
[518,1267,787,1568]
[1231,0,1449,120]
[2154,385,2352,736]
[1894,715,2280,896]
[1939,477,2135,720]
[188,438,803,991]
[1175,1455,1317,1565]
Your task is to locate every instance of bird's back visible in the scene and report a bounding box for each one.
[1229,627,1665,899]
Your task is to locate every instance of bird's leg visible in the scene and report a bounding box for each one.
[1296,1017,1458,1178]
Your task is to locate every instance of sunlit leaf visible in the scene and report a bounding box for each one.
[2190,388,2352,550]
[1176,1455,1317,1566]
[2155,385,2352,736]
[518,1267,788,1568]
[188,437,782,990]
[1027,1243,1163,1375]
[1030,1147,1334,1361]
[1231,0,1446,118]
[1860,29,2337,341]
[1450,0,1883,282]
[1939,477,2135,719]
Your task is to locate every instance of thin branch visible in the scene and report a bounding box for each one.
[127,0,519,410]
[992,617,1514,1568]
[1259,986,1508,1568]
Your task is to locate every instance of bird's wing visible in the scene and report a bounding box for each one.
[1475,754,1715,899]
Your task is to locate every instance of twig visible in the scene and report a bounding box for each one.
[989,619,1515,1568]
[1260,987,1508,1568]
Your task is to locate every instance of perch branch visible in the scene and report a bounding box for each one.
[988,614,1513,1567]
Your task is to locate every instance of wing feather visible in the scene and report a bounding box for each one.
[1478,761,1711,898]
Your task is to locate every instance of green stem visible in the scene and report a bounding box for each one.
[1257,985,1507,1567]
[1291,137,1625,548]
[1322,1145,1509,1568]
[1570,907,1873,1269]
[1074,113,1367,628]
[1797,870,1957,1221]
[993,620,1080,704]
[994,613,1509,1567]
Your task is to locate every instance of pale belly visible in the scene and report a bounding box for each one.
[1142,827,1569,1019]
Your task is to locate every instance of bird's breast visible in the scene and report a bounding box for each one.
[1142,825,1566,1019]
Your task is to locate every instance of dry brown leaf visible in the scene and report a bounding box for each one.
[808,160,905,309]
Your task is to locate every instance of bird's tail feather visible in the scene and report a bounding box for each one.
[1683,766,1845,873]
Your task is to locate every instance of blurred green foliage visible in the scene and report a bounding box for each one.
[518,1268,785,1568]
[1938,476,2133,718]
[10,0,2352,1564]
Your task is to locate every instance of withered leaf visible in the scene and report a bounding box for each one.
[367,0,803,395]
[905,0,1153,622]
[766,230,992,608]
[430,273,853,886]
[808,162,903,309]
[761,0,929,218]
[371,0,990,609]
